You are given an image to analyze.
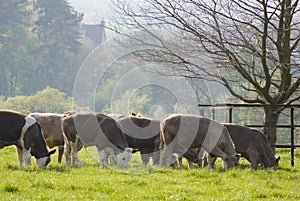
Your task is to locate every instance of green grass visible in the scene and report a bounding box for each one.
[0,146,299,201]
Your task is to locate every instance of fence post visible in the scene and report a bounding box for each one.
[229,107,232,123]
[291,107,295,167]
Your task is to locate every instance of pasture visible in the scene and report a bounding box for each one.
[0,146,299,201]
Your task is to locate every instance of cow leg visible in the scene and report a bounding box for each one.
[200,151,209,168]
[23,148,32,168]
[58,145,64,164]
[98,149,106,167]
[151,151,160,166]
[187,159,194,169]
[197,148,206,168]
[206,154,217,170]
[70,141,83,167]
[64,143,71,167]
[178,157,184,168]
[159,144,174,167]
[140,149,151,165]
[16,147,24,168]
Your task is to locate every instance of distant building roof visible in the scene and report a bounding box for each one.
[80,21,106,47]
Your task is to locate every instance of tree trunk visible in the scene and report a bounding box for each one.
[263,105,281,153]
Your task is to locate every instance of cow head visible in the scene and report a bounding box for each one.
[271,156,280,170]
[222,153,241,169]
[117,148,133,167]
[35,149,56,169]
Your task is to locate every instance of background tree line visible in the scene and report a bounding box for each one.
[0,0,91,98]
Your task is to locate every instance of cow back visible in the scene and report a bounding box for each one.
[117,115,160,149]
[0,111,26,144]
[30,113,64,147]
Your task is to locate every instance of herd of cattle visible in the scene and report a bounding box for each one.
[0,110,280,170]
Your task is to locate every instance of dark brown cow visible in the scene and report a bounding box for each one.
[117,115,161,165]
[183,124,280,170]
[29,113,65,164]
[223,124,280,169]
[0,110,56,168]
[61,112,133,167]
[159,114,240,169]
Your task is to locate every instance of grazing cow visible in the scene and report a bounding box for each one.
[183,124,280,170]
[117,115,161,165]
[159,114,240,169]
[223,124,280,169]
[61,112,133,167]
[29,113,65,164]
[0,110,56,168]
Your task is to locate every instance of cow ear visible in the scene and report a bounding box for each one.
[49,149,56,156]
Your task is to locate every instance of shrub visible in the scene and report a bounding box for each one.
[0,87,74,114]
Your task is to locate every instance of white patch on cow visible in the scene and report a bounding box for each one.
[19,115,37,152]
[29,113,64,118]
[23,148,32,168]
[21,115,37,137]
[117,148,133,167]
[35,157,49,169]
[16,115,37,168]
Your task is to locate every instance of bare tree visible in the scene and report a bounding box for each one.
[112,0,300,149]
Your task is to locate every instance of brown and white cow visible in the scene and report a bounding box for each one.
[159,114,240,169]
[117,115,161,165]
[29,113,65,164]
[0,110,56,168]
[61,112,133,167]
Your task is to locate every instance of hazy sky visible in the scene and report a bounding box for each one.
[68,0,113,23]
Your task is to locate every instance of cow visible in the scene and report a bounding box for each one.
[29,113,65,164]
[222,124,280,169]
[0,110,56,168]
[159,114,240,169]
[116,115,161,165]
[61,112,133,167]
[183,124,280,170]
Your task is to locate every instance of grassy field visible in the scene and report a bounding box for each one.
[0,146,299,201]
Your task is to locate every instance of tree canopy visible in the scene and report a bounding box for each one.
[0,0,87,97]
[113,0,300,147]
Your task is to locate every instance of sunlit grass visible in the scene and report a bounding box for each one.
[0,146,299,200]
